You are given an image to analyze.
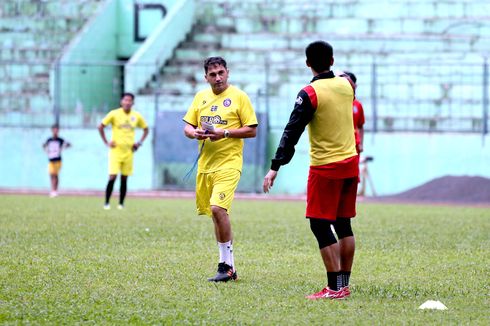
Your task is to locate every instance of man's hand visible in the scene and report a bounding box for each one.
[108,140,116,148]
[132,142,141,152]
[194,129,211,140]
[206,128,225,141]
[263,169,278,193]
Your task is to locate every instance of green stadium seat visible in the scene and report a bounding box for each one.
[0,0,101,125]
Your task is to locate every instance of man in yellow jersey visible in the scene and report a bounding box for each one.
[183,57,258,282]
[98,92,149,210]
[263,41,358,300]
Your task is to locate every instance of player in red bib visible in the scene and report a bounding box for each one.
[345,71,365,154]
[263,41,359,300]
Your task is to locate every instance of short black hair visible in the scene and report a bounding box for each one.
[305,41,333,73]
[204,57,227,73]
[51,124,59,129]
[344,71,357,84]
[121,92,135,100]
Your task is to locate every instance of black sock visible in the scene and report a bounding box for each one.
[340,271,351,287]
[105,179,115,204]
[327,272,342,291]
[119,177,127,205]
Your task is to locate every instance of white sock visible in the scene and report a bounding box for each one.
[218,241,234,269]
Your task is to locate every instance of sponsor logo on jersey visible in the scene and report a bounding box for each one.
[211,105,218,112]
[120,121,133,130]
[200,115,228,125]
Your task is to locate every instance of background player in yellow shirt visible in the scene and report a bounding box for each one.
[98,93,149,209]
[183,57,258,282]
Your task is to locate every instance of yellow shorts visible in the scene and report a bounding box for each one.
[196,169,241,217]
[109,150,133,176]
[48,161,62,175]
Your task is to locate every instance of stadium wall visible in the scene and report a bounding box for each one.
[53,0,188,117]
[125,0,195,93]
[266,131,490,196]
[1,128,153,191]
[53,0,118,116]
[2,128,489,196]
[117,0,181,58]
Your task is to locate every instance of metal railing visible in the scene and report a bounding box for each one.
[0,59,488,135]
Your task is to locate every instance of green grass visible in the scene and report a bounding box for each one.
[0,195,489,324]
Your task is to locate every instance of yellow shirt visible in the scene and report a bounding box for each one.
[101,108,148,153]
[183,85,258,173]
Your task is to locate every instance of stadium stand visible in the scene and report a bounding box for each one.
[0,0,101,126]
[139,0,490,132]
[0,0,488,132]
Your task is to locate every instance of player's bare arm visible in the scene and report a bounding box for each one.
[263,169,278,193]
[98,123,116,147]
[184,122,209,140]
[207,125,257,141]
[133,127,149,151]
[359,127,364,153]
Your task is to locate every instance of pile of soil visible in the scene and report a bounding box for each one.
[386,175,490,204]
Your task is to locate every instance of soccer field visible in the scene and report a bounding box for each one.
[0,195,488,324]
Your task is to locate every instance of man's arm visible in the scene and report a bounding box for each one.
[263,88,315,193]
[358,101,365,153]
[97,123,108,145]
[206,125,257,141]
[133,127,149,151]
[358,127,364,153]
[271,88,315,170]
[98,123,115,147]
[62,139,71,149]
[184,122,210,140]
[139,127,149,144]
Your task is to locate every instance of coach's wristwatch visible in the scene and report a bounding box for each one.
[224,130,230,138]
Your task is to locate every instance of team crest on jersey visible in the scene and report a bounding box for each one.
[219,192,226,200]
[295,96,303,105]
[200,115,228,125]
[130,116,136,122]
[210,105,218,112]
[223,98,232,107]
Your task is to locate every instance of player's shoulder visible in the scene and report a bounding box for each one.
[106,108,121,115]
[195,88,212,98]
[135,110,147,121]
[300,84,317,98]
[228,84,249,97]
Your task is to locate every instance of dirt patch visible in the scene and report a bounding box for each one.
[384,175,490,204]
